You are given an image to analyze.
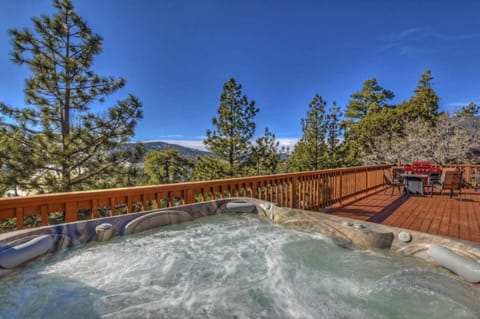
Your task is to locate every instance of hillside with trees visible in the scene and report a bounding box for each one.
[134,141,211,160]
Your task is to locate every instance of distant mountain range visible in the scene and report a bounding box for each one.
[131,141,212,161]
[129,140,290,163]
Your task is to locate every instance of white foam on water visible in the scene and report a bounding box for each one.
[0,214,479,319]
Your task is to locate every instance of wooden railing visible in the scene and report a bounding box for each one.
[0,164,391,231]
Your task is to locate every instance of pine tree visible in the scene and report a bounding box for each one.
[143,148,193,184]
[2,0,143,192]
[0,115,38,195]
[344,78,394,120]
[190,155,230,181]
[411,69,439,121]
[288,94,328,171]
[92,165,148,190]
[251,128,280,175]
[342,78,395,165]
[202,78,259,178]
[456,102,479,118]
[325,101,343,168]
[397,69,439,123]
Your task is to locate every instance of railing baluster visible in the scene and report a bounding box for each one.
[41,205,48,226]
[91,200,97,219]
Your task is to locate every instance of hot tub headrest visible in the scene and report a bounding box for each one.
[0,235,53,269]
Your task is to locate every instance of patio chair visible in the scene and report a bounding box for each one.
[427,172,442,197]
[428,168,456,196]
[441,169,463,198]
[384,167,404,195]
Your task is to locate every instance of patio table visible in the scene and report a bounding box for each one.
[401,173,428,196]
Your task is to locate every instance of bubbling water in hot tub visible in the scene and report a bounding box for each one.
[0,214,479,319]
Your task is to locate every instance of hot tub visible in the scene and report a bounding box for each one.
[0,199,479,318]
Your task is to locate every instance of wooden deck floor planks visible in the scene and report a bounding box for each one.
[428,194,444,236]
[466,195,480,242]
[322,188,480,243]
[458,198,470,241]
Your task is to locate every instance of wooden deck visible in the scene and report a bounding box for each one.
[322,187,480,243]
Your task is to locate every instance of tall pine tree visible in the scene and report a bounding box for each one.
[288,94,328,171]
[342,78,395,165]
[397,69,439,123]
[202,78,259,178]
[251,128,280,175]
[325,101,343,168]
[2,0,143,193]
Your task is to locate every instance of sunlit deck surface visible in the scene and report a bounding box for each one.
[322,187,480,243]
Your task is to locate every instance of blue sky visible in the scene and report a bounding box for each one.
[1,0,480,150]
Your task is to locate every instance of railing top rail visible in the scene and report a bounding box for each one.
[441,164,480,168]
[400,163,480,168]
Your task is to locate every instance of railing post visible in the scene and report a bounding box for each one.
[15,207,23,230]
[465,165,471,188]
[41,205,48,226]
[65,202,77,223]
[109,198,115,216]
[91,200,98,219]
[353,169,357,196]
[250,182,256,199]
[365,167,368,193]
[127,196,132,213]
[141,194,147,211]
[185,189,194,204]
[339,170,343,204]
[155,193,162,209]
[475,167,479,187]
[290,176,298,208]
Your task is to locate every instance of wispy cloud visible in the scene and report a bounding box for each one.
[381,27,480,56]
[446,97,480,108]
[157,134,184,138]
[389,27,479,42]
[276,138,299,150]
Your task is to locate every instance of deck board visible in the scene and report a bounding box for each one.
[459,199,470,241]
[321,188,480,243]
[467,196,480,242]
[428,195,444,235]
[438,196,452,237]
